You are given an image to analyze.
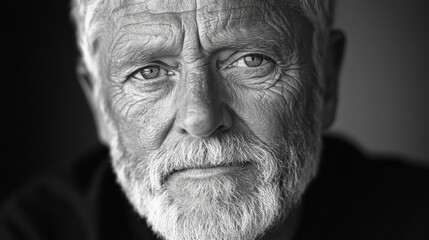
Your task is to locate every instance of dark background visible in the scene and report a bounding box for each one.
[3,1,99,201]
[2,0,429,202]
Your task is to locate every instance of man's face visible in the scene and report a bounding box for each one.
[89,0,329,239]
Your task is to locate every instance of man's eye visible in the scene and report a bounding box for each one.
[131,65,169,80]
[229,54,270,68]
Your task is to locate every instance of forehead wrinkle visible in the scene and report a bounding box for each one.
[111,21,174,47]
[111,0,151,15]
[197,5,295,57]
[111,0,201,17]
[109,9,184,57]
[109,0,197,51]
[110,28,169,61]
[112,10,184,32]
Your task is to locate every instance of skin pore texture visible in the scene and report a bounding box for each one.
[76,0,341,239]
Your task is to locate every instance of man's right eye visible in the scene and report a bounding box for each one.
[131,65,169,80]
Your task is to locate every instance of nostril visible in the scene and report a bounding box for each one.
[216,124,229,133]
[177,128,188,135]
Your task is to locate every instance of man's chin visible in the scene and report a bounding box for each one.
[141,164,283,240]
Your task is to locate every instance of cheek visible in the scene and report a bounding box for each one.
[230,75,316,144]
[104,83,176,154]
[231,87,288,143]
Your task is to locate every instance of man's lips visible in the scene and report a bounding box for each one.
[164,162,253,182]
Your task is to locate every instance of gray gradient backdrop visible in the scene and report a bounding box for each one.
[333,0,429,165]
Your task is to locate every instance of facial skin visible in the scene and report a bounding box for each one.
[80,0,343,239]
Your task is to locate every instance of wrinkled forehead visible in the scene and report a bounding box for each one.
[101,0,305,55]
[108,0,299,37]
[110,0,290,16]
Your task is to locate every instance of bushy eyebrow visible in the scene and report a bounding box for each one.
[206,25,294,55]
[199,17,296,63]
[108,17,184,76]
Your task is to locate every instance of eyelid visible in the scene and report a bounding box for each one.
[223,52,274,69]
[126,62,172,82]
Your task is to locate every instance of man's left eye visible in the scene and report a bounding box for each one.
[131,65,169,80]
[229,54,271,68]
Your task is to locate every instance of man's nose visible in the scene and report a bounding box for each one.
[177,73,232,137]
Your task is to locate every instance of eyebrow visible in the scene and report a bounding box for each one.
[201,18,296,62]
[209,26,293,54]
[108,5,297,73]
[197,4,296,56]
[108,18,184,74]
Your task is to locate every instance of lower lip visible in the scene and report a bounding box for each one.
[171,163,253,179]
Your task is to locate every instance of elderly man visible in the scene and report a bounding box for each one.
[1,0,428,240]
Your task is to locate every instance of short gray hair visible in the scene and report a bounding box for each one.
[70,0,336,80]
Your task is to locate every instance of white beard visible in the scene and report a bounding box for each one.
[109,126,321,240]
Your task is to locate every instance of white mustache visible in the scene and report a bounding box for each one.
[144,132,285,191]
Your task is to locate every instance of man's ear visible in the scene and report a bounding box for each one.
[321,29,346,130]
[77,59,110,145]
